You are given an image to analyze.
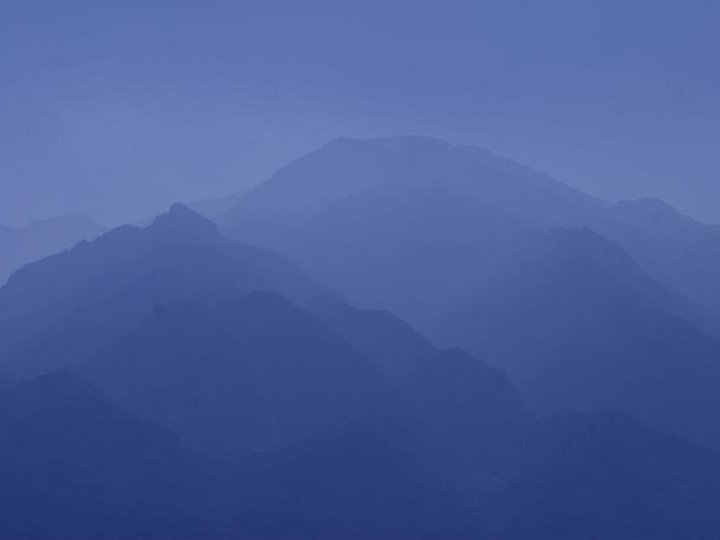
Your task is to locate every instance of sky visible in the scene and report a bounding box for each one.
[1,0,719,226]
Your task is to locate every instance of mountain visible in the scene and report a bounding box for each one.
[217,135,720,325]
[6,374,720,540]
[433,227,720,451]
[315,302,529,496]
[0,207,503,536]
[78,292,391,457]
[0,370,472,539]
[2,197,720,537]
[218,136,557,323]
[215,136,720,451]
[219,136,605,230]
[489,411,720,540]
[0,214,106,284]
[592,197,720,318]
[0,372,220,540]
[227,420,476,540]
[0,204,334,377]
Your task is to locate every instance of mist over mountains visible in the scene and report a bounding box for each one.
[0,215,106,285]
[219,136,720,317]
[2,136,720,539]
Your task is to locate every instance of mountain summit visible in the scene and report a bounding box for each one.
[0,204,333,377]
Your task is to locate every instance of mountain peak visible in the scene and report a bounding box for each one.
[149,203,219,240]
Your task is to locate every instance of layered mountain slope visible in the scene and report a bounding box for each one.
[218,136,720,326]
[0,372,219,540]
[219,137,559,322]
[220,136,605,232]
[490,411,720,540]
[434,227,720,451]
[216,137,720,452]
[0,371,474,539]
[593,197,720,317]
[0,215,106,284]
[316,303,529,495]
[0,204,333,377]
[79,292,391,457]
[1,198,720,537]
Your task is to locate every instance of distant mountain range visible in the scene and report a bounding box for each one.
[0,204,334,378]
[0,214,106,284]
[218,136,720,320]
[217,136,720,451]
[2,136,720,538]
[1,203,720,537]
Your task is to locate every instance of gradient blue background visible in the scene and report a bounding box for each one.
[1,0,718,225]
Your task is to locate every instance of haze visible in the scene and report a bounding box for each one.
[2,0,719,227]
[4,4,720,537]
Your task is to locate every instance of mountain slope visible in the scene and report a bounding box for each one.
[0,214,106,284]
[228,421,476,540]
[434,227,720,451]
[315,302,529,495]
[1,197,720,537]
[0,372,219,540]
[593,197,720,319]
[79,292,391,457]
[490,411,720,540]
[219,137,557,323]
[218,136,720,329]
[215,136,720,451]
[0,204,334,377]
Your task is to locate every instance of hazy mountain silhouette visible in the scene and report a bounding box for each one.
[0,214,105,284]
[218,136,720,328]
[2,198,720,537]
[434,227,720,451]
[593,197,720,319]
[79,292,391,457]
[219,136,605,231]
[27,306,720,539]
[315,302,529,497]
[216,136,720,451]
[0,372,220,540]
[0,204,334,377]
[218,137,554,322]
[0,371,472,539]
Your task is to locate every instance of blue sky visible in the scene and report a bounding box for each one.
[1,0,719,225]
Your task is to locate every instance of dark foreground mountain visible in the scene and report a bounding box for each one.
[489,411,720,540]
[4,372,720,539]
[0,372,220,540]
[0,214,106,285]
